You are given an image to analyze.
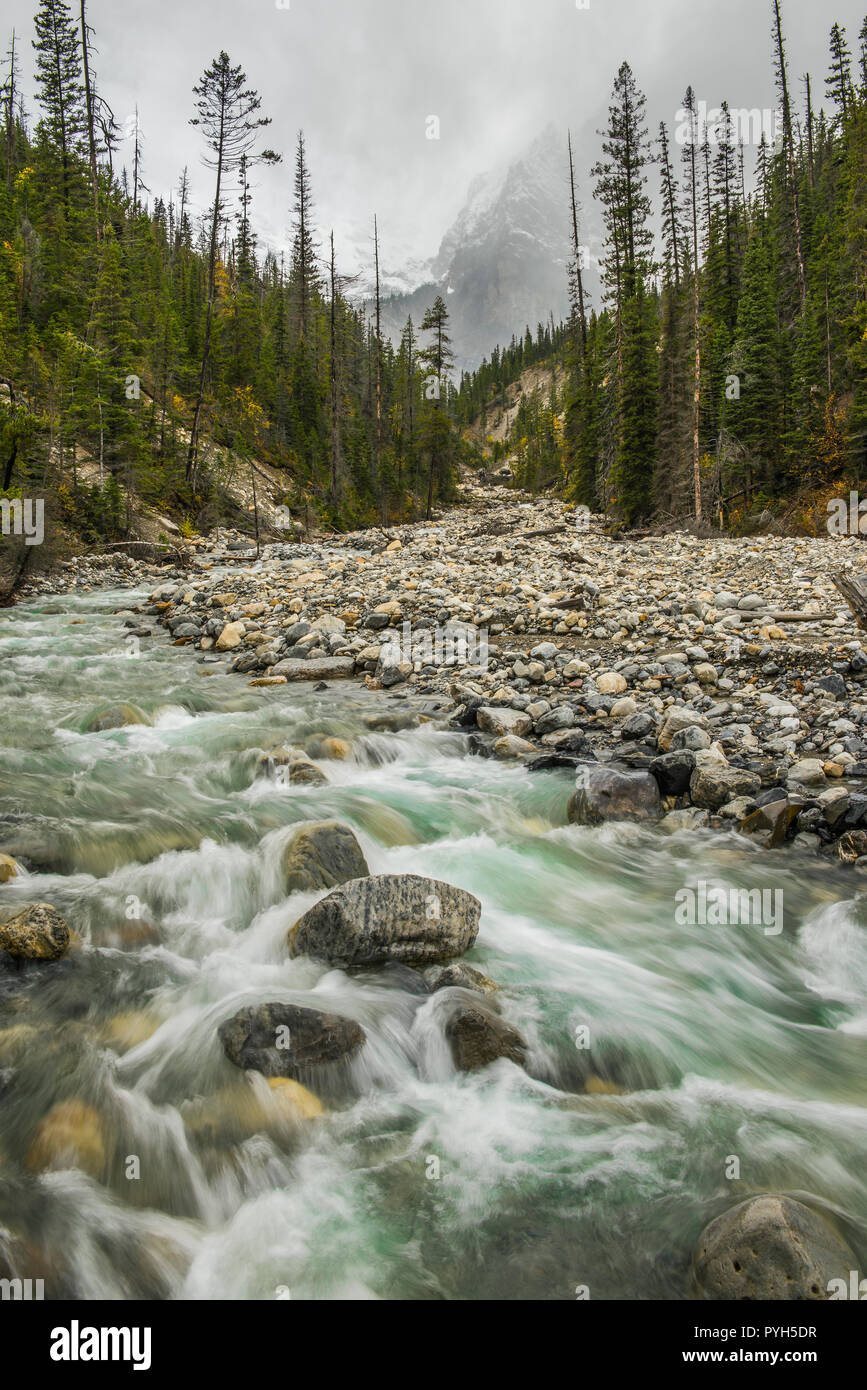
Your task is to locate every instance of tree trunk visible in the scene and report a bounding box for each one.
[79,1,100,233]
[187,130,224,483]
[773,0,806,306]
[374,215,383,521]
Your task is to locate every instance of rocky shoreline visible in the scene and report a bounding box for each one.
[23,484,867,867]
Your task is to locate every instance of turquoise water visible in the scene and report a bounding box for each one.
[1,585,866,1300]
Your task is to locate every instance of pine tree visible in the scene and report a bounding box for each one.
[289,130,320,341]
[32,0,86,214]
[826,23,853,121]
[658,121,681,288]
[186,51,277,482]
[418,295,455,520]
[728,230,782,499]
[681,86,702,519]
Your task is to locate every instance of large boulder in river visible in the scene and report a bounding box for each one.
[567,764,661,825]
[218,1002,365,1080]
[0,904,70,961]
[283,821,369,894]
[84,703,148,733]
[692,1195,857,1300]
[289,874,481,968]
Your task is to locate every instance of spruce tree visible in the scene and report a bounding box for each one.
[32,0,86,214]
[186,51,277,482]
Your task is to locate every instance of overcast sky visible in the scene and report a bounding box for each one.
[5,0,865,276]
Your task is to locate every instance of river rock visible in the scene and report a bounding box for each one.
[740,799,801,847]
[476,706,532,738]
[692,1195,857,1300]
[285,759,328,786]
[567,765,662,824]
[670,726,711,752]
[787,758,827,790]
[288,873,481,967]
[215,621,245,651]
[0,853,19,882]
[445,1002,527,1071]
[218,1002,365,1079]
[184,1076,323,1146]
[838,830,867,864]
[492,734,537,759]
[534,705,576,734]
[423,962,500,995]
[620,711,655,741]
[270,656,356,681]
[0,904,71,961]
[26,1100,107,1179]
[657,706,708,752]
[84,703,148,732]
[596,671,627,695]
[305,735,352,761]
[649,750,696,796]
[283,821,369,894]
[689,764,761,811]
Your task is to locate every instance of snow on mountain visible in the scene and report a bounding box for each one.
[363,123,597,375]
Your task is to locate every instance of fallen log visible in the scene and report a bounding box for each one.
[767,610,834,622]
[832,571,867,628]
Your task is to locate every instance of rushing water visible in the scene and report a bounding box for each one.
[1,583,866,1301]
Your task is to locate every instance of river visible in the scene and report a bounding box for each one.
[1,582,866,1300]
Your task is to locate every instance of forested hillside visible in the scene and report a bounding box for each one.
[2,0,865,556]
[0,0,473,550]
[459,6,867,533]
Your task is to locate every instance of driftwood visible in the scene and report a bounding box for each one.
[767,610,833,622]
[518,525,567,539]
[832,571,867,628]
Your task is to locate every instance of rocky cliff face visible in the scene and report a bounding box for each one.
[368,124,598,374]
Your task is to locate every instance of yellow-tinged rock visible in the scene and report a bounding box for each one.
[824,761,845,778]
[585,1074,627,1096]
[386,539,402,552]
[0,1023,40,1063]
[320,737,352,760]
[100,1012,160,1052]
[26,1100,107,1179]
[0,853,19,883]
[266,1077,324,1120]
[0,904,70,960]
[216,621,244,651]
[184,1076,323,1146]
[287,570,327,589]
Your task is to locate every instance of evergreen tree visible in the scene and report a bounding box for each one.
[32,0,86,214]
[186,50,277,481]
[826,23,853,121]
